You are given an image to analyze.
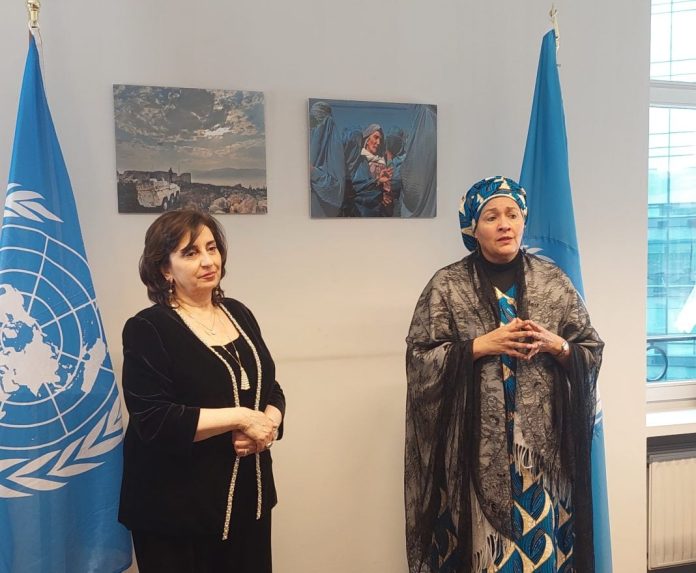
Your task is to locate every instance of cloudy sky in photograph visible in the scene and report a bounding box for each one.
[114,85,266,184]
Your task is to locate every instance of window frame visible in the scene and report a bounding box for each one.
[647,79,696,403]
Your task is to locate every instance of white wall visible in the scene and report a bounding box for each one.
[0,1,649,571]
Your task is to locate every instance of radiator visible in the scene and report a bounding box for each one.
[648,453,696,569]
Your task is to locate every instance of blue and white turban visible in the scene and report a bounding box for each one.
[459,176,528,251]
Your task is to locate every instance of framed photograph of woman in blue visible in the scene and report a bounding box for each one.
[309,99,437,218]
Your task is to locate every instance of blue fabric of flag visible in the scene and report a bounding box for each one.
[520,29,613,572]
[0,35,132,573]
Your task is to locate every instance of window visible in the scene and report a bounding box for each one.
[647,0,696,397]
[650,0,696,82]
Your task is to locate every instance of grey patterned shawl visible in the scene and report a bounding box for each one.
[405,252,603,573]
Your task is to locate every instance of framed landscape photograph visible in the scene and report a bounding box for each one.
[114,85,267,214]
[309,98,437,218]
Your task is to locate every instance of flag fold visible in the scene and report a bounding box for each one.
[520,29,613,572]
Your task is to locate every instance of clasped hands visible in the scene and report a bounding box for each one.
[233,408,279,458]
[472,317,565,361]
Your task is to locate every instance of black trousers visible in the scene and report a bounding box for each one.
[131,513,272,573]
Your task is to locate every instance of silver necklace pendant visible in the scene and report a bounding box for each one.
[220,342,251,391]
[200,311,217,336]
[239,366,250,390]
[232,342,251,390]
[178,305,217,336]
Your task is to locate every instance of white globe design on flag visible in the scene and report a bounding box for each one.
[0,193,122,498]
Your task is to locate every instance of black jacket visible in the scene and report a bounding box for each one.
[118,299,285,536]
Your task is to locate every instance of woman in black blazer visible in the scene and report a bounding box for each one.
[119,209,285,573]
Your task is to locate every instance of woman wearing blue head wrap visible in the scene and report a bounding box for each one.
[342,124,394,216]
[405,176,603,572]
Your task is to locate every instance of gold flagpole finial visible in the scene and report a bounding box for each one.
[27,0,41,30]
[549,4,560,52]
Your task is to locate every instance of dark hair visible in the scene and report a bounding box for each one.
[139,209,227,307]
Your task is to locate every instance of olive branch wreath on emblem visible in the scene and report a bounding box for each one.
[4,183,63,222]
[0,399,123,498]
[523,245,554,263]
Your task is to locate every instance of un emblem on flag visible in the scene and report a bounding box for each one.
[0,190,122,498]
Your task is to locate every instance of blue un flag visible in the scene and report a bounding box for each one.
[0,35,132,572]
[520,30,613,572]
